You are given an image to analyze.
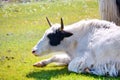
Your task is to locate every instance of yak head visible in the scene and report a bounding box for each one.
[32,17,73,56]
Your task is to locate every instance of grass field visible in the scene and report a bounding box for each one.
[0,0,120,80]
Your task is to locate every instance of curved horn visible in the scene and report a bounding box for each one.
[46,17,52,27]
[61,18,64,30]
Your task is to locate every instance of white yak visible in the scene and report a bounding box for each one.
[32,18,120,76]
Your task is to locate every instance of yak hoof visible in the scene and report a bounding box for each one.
[33,62,46,67]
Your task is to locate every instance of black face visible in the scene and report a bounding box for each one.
[47,29,73,46]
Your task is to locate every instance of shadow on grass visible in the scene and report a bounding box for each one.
[26,67,120,80]
[26,67,70,80]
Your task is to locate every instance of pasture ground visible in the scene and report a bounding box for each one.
[0,0,120,80]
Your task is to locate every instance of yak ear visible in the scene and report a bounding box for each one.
[63,31,73,37]
[61,18,64,31]
[46,17,52,27]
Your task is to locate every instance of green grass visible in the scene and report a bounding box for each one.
[0,0,120,80]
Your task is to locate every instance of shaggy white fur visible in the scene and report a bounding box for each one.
[32,19,120,76]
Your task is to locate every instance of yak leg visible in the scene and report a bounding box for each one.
[33,54,71,67]
[68,56,93,73]
[68,57,86,73]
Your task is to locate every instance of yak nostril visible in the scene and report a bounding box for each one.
[32,50,36,53]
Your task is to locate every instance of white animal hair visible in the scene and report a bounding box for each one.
[32,19,120,76]
[99,0,120,26]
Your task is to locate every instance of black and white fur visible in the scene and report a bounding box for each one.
[32,18,120,76]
